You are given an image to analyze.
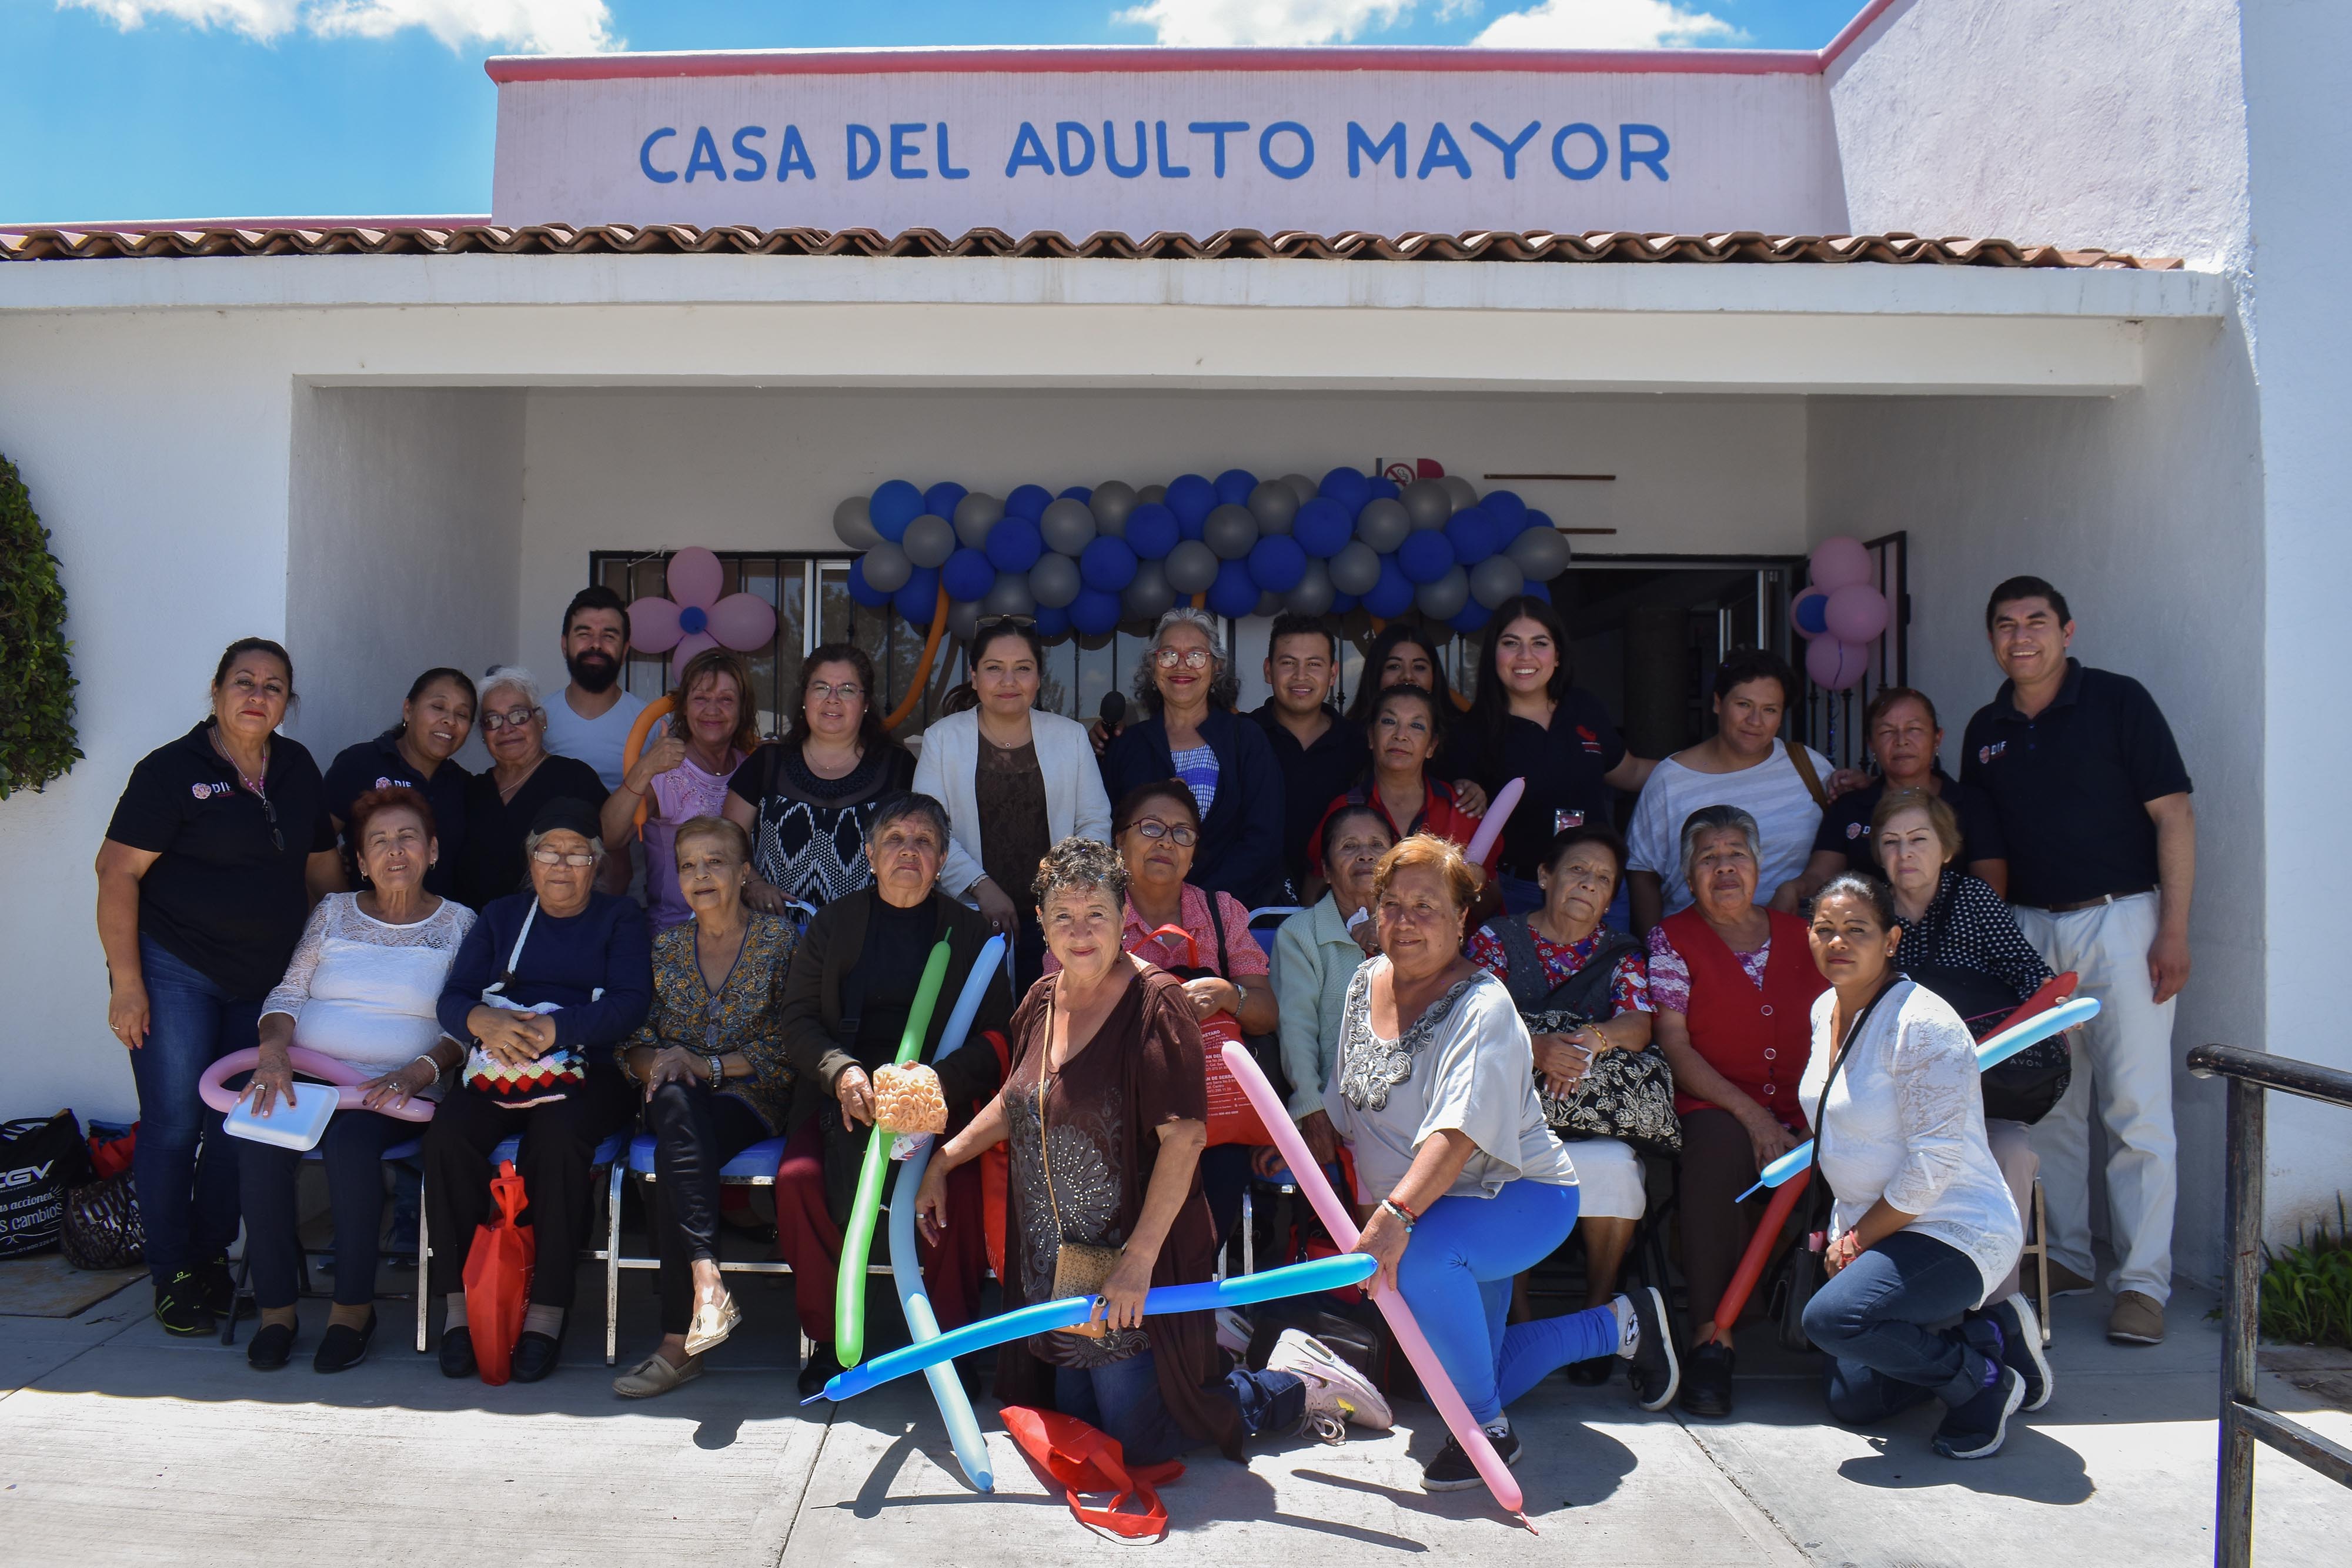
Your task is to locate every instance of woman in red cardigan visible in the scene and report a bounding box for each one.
[1647,804,1828,1418]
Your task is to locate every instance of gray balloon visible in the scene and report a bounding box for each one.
[861,540,912,593]
[1164,539,1218,595]
[982,572,1036,617]
[1328,540,1382,596]
[1471,554,1526,609]
[1280,473,1318,507]
[1508,524,1572,579]
[1255,590,1283,618]
[1041,497,1097,556]
[1401,479,1452,530]
[1416,565,1470,620]
[1028,553,1082,609]
[1355,496,1411,553]
[1138,483,1168,506]
[902,513,956,569]
[1204,503,1258,561]
[1440,475,1479,513]
[1283,559,1334,616]
[1090,480,1137,534]
[1122,560,1175,621]
[1248,480,1299,534]
[834,496,881,551]
[953,492,1003,549]
[945,597,982,646]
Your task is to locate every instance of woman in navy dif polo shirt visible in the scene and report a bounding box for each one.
[320,667,476,901]
[95,637,342,1336]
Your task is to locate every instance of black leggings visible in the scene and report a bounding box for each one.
[423,1072,633,1309]
[237,1108,413,1309]
[642,1081,768,1335]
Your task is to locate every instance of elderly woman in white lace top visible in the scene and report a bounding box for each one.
[236,785,475,1375]
[1796,872,2037,1463]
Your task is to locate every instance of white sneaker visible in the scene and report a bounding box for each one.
[1265,1328,1393,1436]
[1216,1308,1253,1358]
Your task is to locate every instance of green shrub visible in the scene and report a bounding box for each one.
[0,453,81,797]
[2260,1198,2352,1350]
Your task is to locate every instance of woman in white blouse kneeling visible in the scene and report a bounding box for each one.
[1798,871,2043,1460]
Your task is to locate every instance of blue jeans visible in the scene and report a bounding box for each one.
[1802,1229,1999,1421]
[131,935,258,1288]
[236,1107,412,1309]
[1396,1179,1622,1426]
[1054,1351,1304,1467]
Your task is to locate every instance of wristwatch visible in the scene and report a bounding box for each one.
[706,1053,725,1085]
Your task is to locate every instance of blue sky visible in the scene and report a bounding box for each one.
[1,1,1866,223]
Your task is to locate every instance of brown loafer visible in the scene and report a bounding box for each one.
[613,1350,703,1399]
[2107,1290,2165,1345]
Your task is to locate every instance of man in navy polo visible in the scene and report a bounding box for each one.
[1249,613,1368,903]
[1962,576,2194,1347]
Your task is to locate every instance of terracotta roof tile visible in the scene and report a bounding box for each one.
[0,222,2177,269]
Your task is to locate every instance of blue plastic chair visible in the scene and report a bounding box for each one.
[413,1129,630,1353]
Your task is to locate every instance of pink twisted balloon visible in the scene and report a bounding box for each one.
[198,1046,436,1123]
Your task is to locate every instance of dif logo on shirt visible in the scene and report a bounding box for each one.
[190,781,234,801]
[1977,741,2008,765]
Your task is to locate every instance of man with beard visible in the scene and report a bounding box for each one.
[542,586,648,793]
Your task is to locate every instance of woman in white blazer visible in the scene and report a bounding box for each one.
[912,617,1111,985]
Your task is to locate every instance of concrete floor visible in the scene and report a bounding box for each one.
[1,1258,2347,1567]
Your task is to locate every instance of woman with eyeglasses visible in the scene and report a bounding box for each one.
[450,666,609,911]
[913,617,1110,985]
[95,637,343,1337]
[601,647,757,934]
[726,643,914,917]
[426,795,651,1383]
[1100,608,1286,909]
[1309,684,1496,883]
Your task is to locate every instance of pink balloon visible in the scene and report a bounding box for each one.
[629,596,685,653]
[1462,777,1523,869]
[1824,583,1889,643]
[671,630,719,666]
[1792,588,1831,640]
[666,546,726,608]
[1809,536,1873,591]
[706,591,777,651]
[1806,636,1870,691]
[199,1046,433,1123]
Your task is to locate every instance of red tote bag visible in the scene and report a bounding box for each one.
[463,1161,536,1386]
[1002,1405,1185,1540]
[1131,924,1274,1148]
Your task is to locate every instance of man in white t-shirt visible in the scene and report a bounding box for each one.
[1625,649,1829,933]
[540,584,647,793]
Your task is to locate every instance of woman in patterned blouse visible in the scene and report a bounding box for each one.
[610,814,798,1399]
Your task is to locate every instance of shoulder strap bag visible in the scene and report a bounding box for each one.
[1770,977,1894,1352]
[1783,738,1829,808]
[1496,917,1683,1157]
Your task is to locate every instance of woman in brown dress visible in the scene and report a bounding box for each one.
[914,836,1385,1462]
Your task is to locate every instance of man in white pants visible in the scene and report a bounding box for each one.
[1962,577,2195,1346]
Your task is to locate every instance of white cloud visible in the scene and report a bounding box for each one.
[1473,0,1738,48]
[1113,0,1416,47]
[62,0,616,53]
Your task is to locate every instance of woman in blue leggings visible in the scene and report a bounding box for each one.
[1329,834,1681,1492]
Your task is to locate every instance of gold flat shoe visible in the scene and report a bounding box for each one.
[682,1292,741,1357]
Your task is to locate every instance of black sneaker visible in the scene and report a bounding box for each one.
[797,1342,844,1400]
[153,1272,215,1336]
[313,1312,377,1374]
[1980,1292,2053,1412]
[1624,1285,1681,1412]
[1565,1355,1613,1387]
[199,1258,253,1322]
[245,1320,297,1370]
[1422,1420,1521,1492]
[1934,1365,2025,1459]
[1680,1341,1735,1417]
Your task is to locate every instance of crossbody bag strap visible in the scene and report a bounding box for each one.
[486,898,540,996]
[1806,977,1897,1186]
[1783,738,1828,808]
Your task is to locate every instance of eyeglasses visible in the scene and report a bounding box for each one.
[260,792,283,853]
[974,614,1035,633]
[1151,647,1214,671]
[530,848,597,868]
[805,681,863,704]
[480,708,542,733]
[1124,819,1198,847]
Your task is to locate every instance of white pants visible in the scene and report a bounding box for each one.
[1562,1136,1646,1221]
[1985,1119,2037,1302]
[2014,892,2177,1302]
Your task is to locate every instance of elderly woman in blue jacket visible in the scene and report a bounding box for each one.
[1101,609,1285,911]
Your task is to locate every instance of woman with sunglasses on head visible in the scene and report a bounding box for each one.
[95,637,343,1336]
[450,666,609,910]
[1100,609,1287,910]
[914,617,1110,985]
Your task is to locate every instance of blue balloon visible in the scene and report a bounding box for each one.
[1482,489,1528,533]
[1165,474,1217,530]
[1364,557,1414,618]
[1329,590,1359,614]
[1005,484,1053,522]
[1449,601,1493,635]
[1214,469,1258,507]
[893,565,940,624]
[1520,579,1552,604]
[985,515,1044,574]
[941,546,995,603]
[1068,587,1122,637]
[1367,473,1401,502]
[1398,530,1456,586]
[1794,590,1830,636]
[1248,534,1307,593]
[1318,467,1371,518]
[870,480,924,540]
[1207,558,1259,619]
[1520,507,1553,539]
[1080,535,1139,592]
[1033,603,1071,638]
[1125,503,1180,561]
[1058,485,1093,504]
[846,557,890,607]
[1292,496,1352,559]
[1177,509,1206,543]
[924,481,968,521]
[1445,506,1501,565]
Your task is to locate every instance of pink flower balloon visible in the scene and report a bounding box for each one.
[629,547,778,662]
[1823,583,1889,643]
[1809,536,1873,592]
[1806,636,1870,691]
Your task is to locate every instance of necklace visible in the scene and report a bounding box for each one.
[211,728,268,795]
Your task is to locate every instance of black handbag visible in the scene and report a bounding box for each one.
[1488,917,1681,1157]
[1902,955,2073,1128]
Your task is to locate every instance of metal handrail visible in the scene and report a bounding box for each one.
[2183,1042,2352,1567]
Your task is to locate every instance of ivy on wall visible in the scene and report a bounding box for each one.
[0,454,81,797]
